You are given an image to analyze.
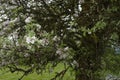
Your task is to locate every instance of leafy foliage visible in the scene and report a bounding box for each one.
[0,0,120,80]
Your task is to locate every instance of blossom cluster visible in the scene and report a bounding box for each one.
[56,47,69,59]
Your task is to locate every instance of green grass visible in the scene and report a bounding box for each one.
[0,64,75,80]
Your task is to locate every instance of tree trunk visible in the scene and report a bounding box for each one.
[74,40,104,80]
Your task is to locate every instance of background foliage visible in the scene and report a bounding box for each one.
[0,0,120,80]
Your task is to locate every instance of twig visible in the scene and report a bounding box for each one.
[51,66,69,80]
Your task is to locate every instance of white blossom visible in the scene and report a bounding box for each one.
[15,41,19,46]
[39,38,49,46]
[27,1,36,8]
[36,24,41,29]
[3,43,7,48]
[25,17,32,24]
[24,53,30,57]
[64,47,69,51]
[105,74,113,80]
[67,27,72,30]
[72,60,79,67]
[1,14,8,19]
[78,4,82,12]
[46,0,53,4]
[56,48,63,55]
[63,15,70,21]
[53,36,57,41]
[33,7,36,10]
[26,36,36,44]
[0,10,5,14]
[26,9,31,12]
[27,2,32,8]
[12,32,18,39]
[8,35,13,40]
[8,32,18,40]
[71,28,76,32]
[53,36,60,41]
[10,18,20,23]
[88,31,92,34]
[38,3,42,6]
[56,48,68,59]
[59,54,67,59]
